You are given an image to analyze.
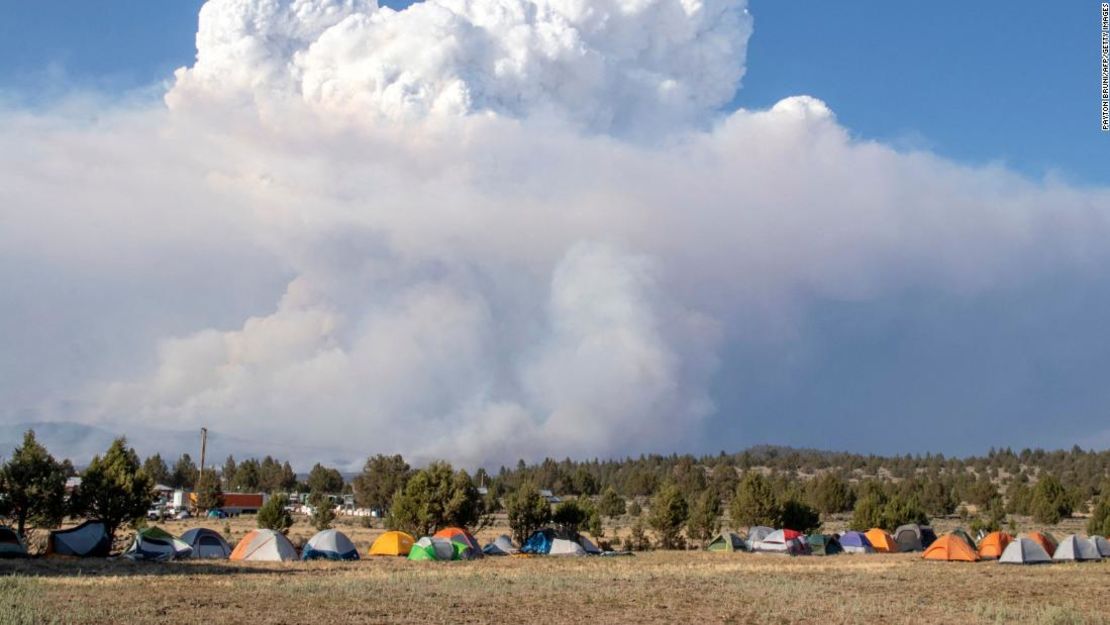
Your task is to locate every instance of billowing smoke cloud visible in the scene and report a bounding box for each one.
[2,0,1108,467]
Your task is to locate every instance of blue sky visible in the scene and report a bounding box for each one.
[1,1,1105,184]
[2,1,1108,463]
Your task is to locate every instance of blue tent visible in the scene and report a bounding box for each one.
[838,531,874,553]
[520,528,600,555]
[301,529,359,561]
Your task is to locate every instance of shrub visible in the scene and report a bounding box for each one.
[730,472,779,527]
[386,461,485,536]
[257,494,294,532]
[779,498,821,533]
[648,483,688,549]
[1030,475,1071,524]
[597,486,626,518]
[505,483,551,545]
[73,438,154,546]
[308,491,336,531]
[685,490,721,543]
[807,473,854,514]
[552,500,589,534]
[1087,496,1110,536]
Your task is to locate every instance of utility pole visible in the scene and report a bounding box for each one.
[198,427,208,491]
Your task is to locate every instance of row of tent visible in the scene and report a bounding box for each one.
[706,524,938,556]
[922,530,1110,564]
[19,521,605,562]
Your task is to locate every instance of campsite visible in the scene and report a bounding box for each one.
[4,509,1110,625]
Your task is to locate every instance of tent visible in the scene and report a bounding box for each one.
[48,521,111,557]
[746,526,774,543]
[865,528,898,553]
[893,524,937,552]
[124,527,193,562]
[1090,535,1110,558]
[707,532,746,552]
[521,528,601,556]
[229,529,298,562]
[1052,534,1101,562]
[180,528,231,559]
[950,528,977,550]
[838,531,874,554]
[0,527,28,558]
[806,533,842,556]
[976,531,1012,560]
[998,537,1052,565]
[302,529,359,561]
[922,534,979,562]
[483,535,519,556]
[370,531,415,556]
[433,527,483,559]
[408,536,458,561]
[1024,532,1056,557]
[752,529,809,555]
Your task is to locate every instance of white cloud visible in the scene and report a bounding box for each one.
[2,0,1109,467]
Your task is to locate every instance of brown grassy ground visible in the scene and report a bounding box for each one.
[2,548,1108,625]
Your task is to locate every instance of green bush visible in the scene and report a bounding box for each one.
[505,483,551,545]
[730,472,779,527]
[648,483,688,549]
[1087,497,1110,536]
[257,494,294,532]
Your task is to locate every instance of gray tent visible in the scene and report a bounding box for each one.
[1090,535,1110,558]
[1052,534,1101,562]
[302,529,359,560]
[998,537,1052,565]
[180,528,232,559]
[48,521,111,557]
[894,524,937,552]
[549,538,587,556]
[483,535,519,556]
[747,526,774,543]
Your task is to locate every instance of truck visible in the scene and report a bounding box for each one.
[190,492,268,515]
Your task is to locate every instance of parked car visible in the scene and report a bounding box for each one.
[175,509,192,520]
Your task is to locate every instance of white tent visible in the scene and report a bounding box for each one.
[1052,535,1101,562]
[414,536,457,560]
[48,521,111,557]
[483,535,519,556]
[180,528,232,559]
[747,526,774,543]
[230,529,298,562]
[123,528,193,562]
[998,537,1052,565]
[548,538,587,556]
[577,535,602,554]
[302,529,359,560]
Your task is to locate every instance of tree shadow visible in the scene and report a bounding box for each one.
[0,557,314,578]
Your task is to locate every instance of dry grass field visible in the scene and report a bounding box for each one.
[3,549,1109,625]
[3,513,1109,625]
[2,515,1107,625]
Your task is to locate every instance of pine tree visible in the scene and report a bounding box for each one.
[505,483,552,545]
[75,438,154,546]
[647,482,688,549]
[0,430,67,536]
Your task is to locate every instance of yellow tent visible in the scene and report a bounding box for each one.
[865,528,898,553]
[369,531,415,556]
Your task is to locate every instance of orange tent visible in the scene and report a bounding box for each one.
[923,534,980,562]
[433,527,482,558]
[368,530,415,556]
[865,528,898,553]
[1024,532,1056,557]
[977,531,1013,559]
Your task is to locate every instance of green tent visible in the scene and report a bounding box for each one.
[950,528,976,549]
[806,533,843,556]
[407,537,458,561]
[706,532,746,552]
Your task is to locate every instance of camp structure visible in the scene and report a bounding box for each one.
[1024,532,1057,557]
[369,530,415,556]
[408,536,459,561]
[806,533,842,556]
[707,531,746,553]
[521,528,602,556]
[48,521,111,557]
[229,529,298,562]
[433,527,483,559]
[752,529,809,555]
[976,531,1012,560]
[746,526,774,543]
[1052,534,1101,562]
[0,527,28,558]
[838,531,874,554]
[1091,535,1110,558]
[864,528,898,553]
[950,528,977,550]
[922,534,979,562]
[998,537,1052,565]
[483,535,519,556]
[124,527,193,562]
[893,524,937,552]
[180,528,232,559]
[302,529,359,561]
